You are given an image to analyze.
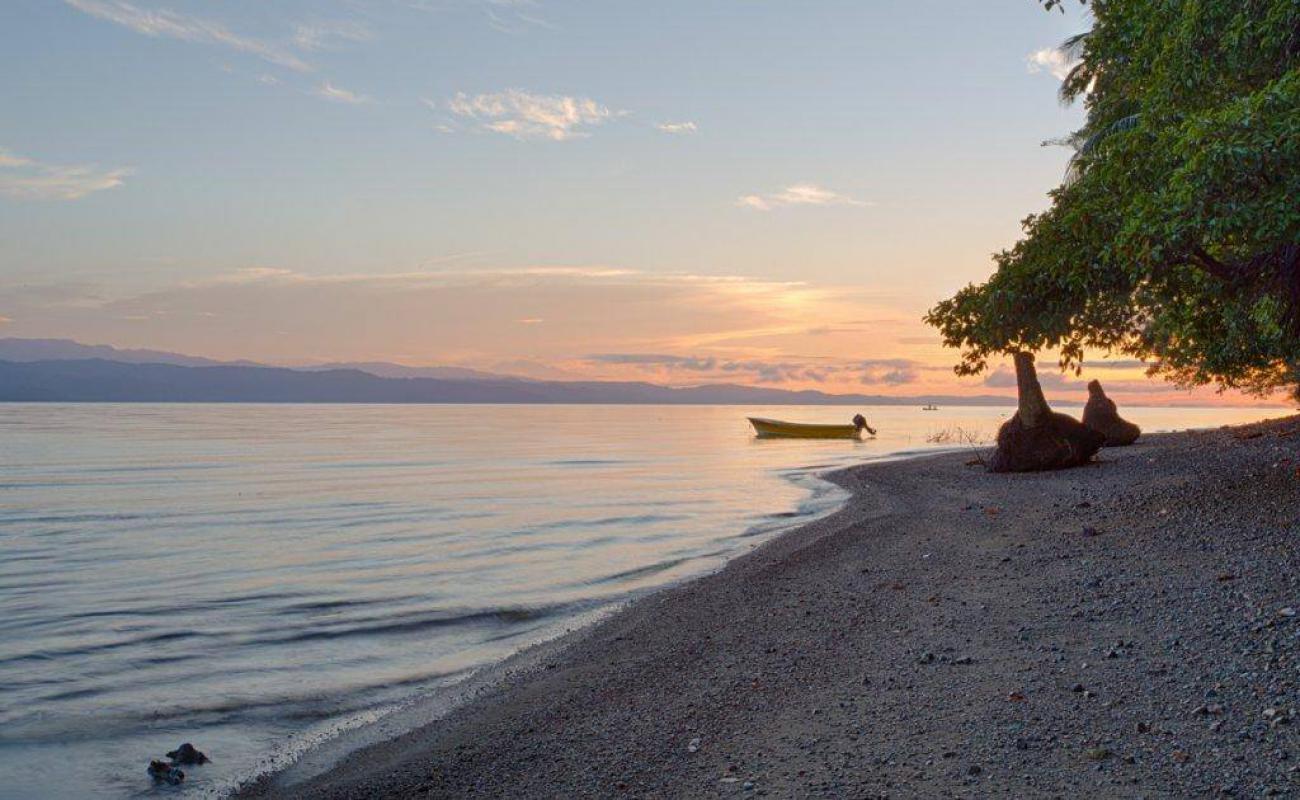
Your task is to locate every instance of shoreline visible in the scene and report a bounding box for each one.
[229,449,867,795]
[238,418,1300,798]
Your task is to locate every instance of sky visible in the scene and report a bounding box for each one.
[0,1,1280,406]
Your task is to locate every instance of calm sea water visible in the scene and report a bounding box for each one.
[0,403,1282,798]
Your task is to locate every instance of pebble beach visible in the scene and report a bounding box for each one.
[238,416,1300,799]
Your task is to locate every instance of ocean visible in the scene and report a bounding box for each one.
[0,402,1281,798]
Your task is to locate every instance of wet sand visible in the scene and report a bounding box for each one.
[238,417,1300,799]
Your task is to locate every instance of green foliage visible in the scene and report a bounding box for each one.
[928,0,1300,397]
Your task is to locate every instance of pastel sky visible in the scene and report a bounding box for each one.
[0,1,1280,405]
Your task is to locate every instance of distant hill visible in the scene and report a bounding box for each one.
[299,361,515,382]
[0,338,517,381]
[0,337,259,368]
[0,358,1020,406]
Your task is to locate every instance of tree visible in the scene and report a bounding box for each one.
[926,0,1300,398]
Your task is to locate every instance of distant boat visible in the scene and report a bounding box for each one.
[921,404,938,411]
[748,414,875,439]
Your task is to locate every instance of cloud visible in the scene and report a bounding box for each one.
[1083,358,1152,370]
[65,0,311,72]
[314,81,370,104]
[0,147,130,201]
[0,151,32,168]
[984,364,1074,390]
[857,358,919,386]
[449,90,613,140]
[481,0,554,34]
[4,266,859,374]
[0,316,11,325]
[656,121,698,135]
[586,354,927,387]
[292,20,372,52]
[1026,47,1075,81]
[402,0,553,33]
[737,184,868,211]
[517,317,544,324]
[589,353,718,369]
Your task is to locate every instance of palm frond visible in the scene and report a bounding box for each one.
[1063,113,1140,185]
[1059,31,1090,60]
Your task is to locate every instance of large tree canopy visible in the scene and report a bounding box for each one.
[926,0,1300,397]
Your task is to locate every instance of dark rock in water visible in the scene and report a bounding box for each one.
[989,353,1104,473]
[1082,380,1141,446]
[166,742,210,765]
[148,760,185,785]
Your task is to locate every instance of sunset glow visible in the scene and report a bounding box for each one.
[0,1,1284,407]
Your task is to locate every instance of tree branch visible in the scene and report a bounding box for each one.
[1189,246,1240,280]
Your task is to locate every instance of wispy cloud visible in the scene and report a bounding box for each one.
[449,90,613,140]
[656,121,698,135]
[292,20,372,52]
[481,0,554,34]
[586,353,930,386]
[1026,47,1075,81]
[65,0,311,72]
[314,81,370,104]
[0,151,32,168]
[737,184,868,212]
[587,353,831,384]
[4,266,843,368]
[0,147,130,201]
[401,0,552,33]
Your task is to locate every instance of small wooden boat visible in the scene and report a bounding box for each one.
[748,414,875,439]
[921,404,938,411]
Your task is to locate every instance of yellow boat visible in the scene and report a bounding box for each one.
[748,414,876,439]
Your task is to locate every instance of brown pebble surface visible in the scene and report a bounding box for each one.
[235,417,1300,799]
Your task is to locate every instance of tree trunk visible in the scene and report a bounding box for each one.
[1013,351,1050,428]
[989,351,1105,472]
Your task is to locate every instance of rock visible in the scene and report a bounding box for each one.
[1082,380,1141,446]
[1084,747,1111,761]
[988,353,1104,473]
[688,737,701,753]
[166,742,210,765]
[967,764,983,776]
[148,760,185,785]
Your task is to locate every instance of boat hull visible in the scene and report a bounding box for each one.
[747,417,863,439]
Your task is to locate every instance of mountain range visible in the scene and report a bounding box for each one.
[0,338,1019,406]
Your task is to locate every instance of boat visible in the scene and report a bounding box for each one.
[921,404,938,411]
[748,414,875,439]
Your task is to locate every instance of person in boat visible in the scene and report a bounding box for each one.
[852,414,877,436]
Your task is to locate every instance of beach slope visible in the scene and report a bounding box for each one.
[239,419,1300,798]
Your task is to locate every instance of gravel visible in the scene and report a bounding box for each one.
[236,416,1300,799]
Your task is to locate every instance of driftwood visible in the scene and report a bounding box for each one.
[1082,380,1141,446]
[989,353,1104,473]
